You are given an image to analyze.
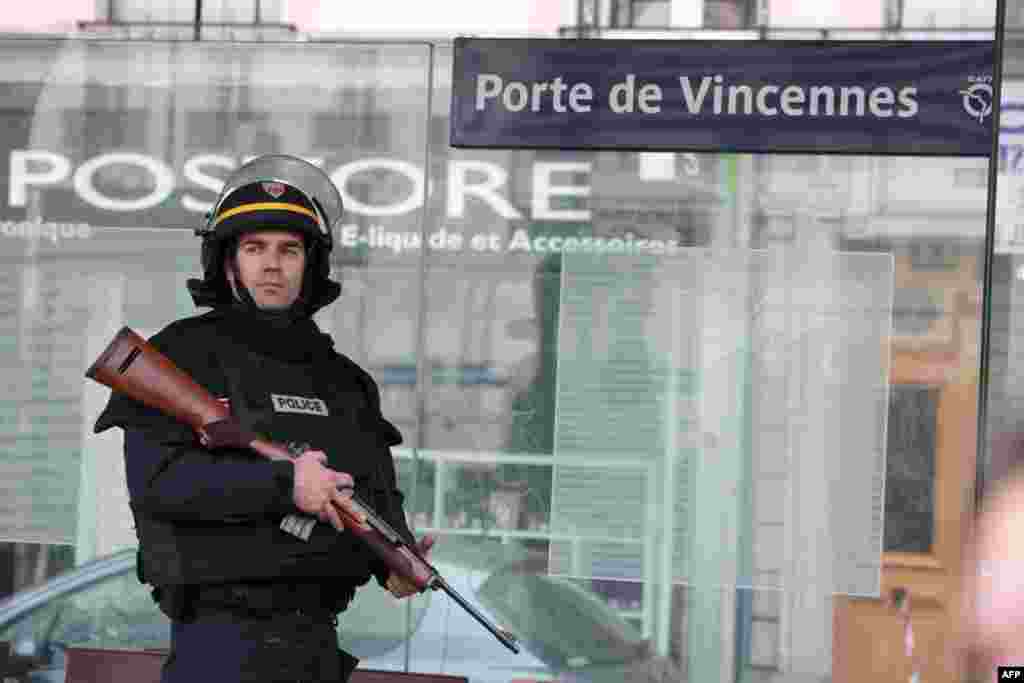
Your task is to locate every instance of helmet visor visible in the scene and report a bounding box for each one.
[216,155,343,234]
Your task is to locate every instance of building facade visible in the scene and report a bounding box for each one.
[0,1,1018,683]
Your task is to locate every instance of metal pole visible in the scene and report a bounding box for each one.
[406,41,437,675]
[975,0,1009,505]
[193,0,202,41]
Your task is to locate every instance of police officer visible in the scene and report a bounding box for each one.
[94,154,434,682]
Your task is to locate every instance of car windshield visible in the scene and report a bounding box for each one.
[0,567,168,659]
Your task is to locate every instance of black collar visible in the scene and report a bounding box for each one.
[208,306,336,364]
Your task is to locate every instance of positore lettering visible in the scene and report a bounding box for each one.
[10,150,663,223]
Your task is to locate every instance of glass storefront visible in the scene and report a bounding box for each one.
[0,5,1016,680]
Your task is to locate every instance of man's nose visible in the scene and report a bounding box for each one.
[261,251,284,269]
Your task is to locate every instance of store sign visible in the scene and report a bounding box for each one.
[451,38,996,156]
[2,149,704,223]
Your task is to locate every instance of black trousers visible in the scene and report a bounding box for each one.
[161,608,359,683]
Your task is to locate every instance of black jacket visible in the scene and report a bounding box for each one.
[94,307,416,592]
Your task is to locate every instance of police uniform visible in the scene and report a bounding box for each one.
[93,155,416,683]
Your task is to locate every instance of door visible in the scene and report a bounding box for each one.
[833,251,981,683]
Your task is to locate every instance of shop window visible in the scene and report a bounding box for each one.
[883,384,938,553]
[580,0,756,29]
[704,0,755,28]
[891,287,944,337]
[630,0,670,27]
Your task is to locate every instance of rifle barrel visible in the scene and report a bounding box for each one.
[432,576,520,653]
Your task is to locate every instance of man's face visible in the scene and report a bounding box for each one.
[225,230,306,310]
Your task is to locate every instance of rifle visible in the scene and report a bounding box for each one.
[85,326,520,654]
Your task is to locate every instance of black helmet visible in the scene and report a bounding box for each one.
[186,154,343,315]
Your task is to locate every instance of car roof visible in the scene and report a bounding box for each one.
[0,549,137,627]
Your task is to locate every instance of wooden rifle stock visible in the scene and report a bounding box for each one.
[86,327,284,457]
[86,326,520,653]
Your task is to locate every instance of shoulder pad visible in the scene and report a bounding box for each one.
[330,353,403,447]
[150,311,220,343]
[92,313,217,436]
[332,352,378,395]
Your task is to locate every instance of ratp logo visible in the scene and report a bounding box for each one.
[960,75,994,124]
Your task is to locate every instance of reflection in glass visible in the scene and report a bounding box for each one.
[884,385,938,553]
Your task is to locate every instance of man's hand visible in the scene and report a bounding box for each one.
[386,535,436,599]
[291,450,368,533]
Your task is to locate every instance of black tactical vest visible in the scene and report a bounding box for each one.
[98,312,411,589]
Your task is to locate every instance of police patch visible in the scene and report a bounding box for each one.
[271,394,328,416]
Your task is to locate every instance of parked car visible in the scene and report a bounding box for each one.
[0,543,676,683]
